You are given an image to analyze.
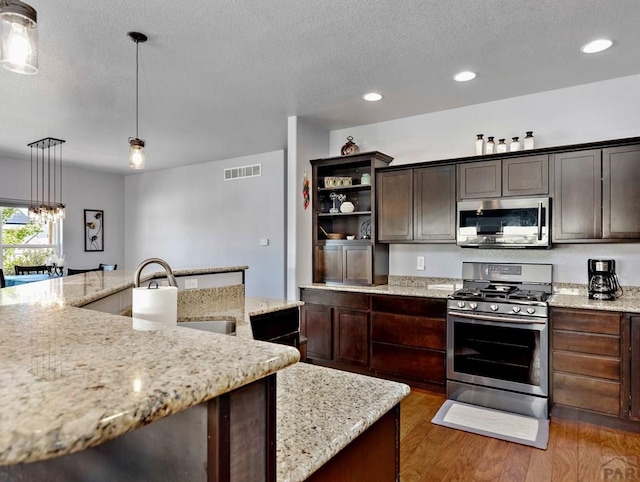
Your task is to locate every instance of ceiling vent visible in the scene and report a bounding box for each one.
[224,164,261,180]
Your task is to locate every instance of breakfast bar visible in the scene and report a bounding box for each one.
[0,268,409,481]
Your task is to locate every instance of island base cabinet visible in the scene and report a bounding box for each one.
[306,405,400,482]
[0,376,277,482]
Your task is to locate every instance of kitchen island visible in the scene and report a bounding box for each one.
[0,268,409,481]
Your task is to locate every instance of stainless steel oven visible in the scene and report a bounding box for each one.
[446,262,552,419]
[457,197,550,248]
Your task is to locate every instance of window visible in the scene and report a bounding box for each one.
[1,205,62,275]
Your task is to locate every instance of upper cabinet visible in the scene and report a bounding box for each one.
[377,165,456,243]
[552,144,640,242]
[311,151,393,285]
[457,155,549,200]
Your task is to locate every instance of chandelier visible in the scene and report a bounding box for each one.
[0,0,38,74]
[27,137,66,223]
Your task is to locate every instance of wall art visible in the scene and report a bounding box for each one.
[84,209,104,252]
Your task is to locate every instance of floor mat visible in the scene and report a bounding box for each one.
[431,399,549,450]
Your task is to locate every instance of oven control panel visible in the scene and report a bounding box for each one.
[448,299,548,319]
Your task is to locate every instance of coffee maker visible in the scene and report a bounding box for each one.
[588,259,622,300]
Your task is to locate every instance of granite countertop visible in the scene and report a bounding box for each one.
[276,363,409,482]
[0,267,410,482]
[0,266,248,308]
[300,276,640,314]
[0,268,301,466]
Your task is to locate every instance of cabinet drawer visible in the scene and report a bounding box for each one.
[300,289,370,310]
[371,313,444,350]
[552,308,621,335]
[371,342,445,384]
[371,295,446,318]
[552,372,620,415]
[552,351,620,380]
[553,330,619,357]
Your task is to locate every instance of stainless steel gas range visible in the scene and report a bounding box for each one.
[446,262,552,419]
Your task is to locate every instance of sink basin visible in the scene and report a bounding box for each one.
[179,320,236,335]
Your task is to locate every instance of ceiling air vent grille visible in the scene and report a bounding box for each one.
[224,164,261,180]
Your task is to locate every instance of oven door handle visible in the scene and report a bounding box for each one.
[448,310,545,325]
[537,202,543,241]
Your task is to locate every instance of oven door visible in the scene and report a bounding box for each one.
[447,311,548,397]
[457,197,550,248]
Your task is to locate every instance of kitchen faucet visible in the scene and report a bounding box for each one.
[134,258,178,288]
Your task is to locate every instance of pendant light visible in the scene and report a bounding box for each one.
[128,31,147,169]
[27,137,66,223]
[0,0,38,74]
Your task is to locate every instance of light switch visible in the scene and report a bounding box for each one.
[417,256,425,271]
[185,279,198,289]
[260,239,269,246]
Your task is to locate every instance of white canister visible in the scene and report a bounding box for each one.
[360,173,371,185]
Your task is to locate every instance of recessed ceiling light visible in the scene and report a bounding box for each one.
[363,92,383,102]
[580,39,613,54]
[453,71,476,82]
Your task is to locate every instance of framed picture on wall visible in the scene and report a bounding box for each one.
[84,209,104,252]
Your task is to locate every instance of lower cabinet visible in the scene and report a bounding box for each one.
[628,315,640,420]
[551,307,622,416]
[249,307,301,350]
[371,295,446,385]
[300,289,370,367]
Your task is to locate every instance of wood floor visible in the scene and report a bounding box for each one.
[400,388,640,482]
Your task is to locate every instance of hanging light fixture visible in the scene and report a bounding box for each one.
[27,137,66,223]
[128,31,147,169]
[0,0,37,74]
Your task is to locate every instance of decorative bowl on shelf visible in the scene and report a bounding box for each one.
[346,235,356,240]
[340,201,355,213]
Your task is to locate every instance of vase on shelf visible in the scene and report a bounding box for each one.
[485,137,495,154]
[496,139,507,153]
[524,131,535,150]
[475,134,484,155]
[510,137,521,152]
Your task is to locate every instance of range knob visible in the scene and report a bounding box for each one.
[526,307,536,315]
[512,306,521,313]
[469,302,478,310]
[457,301,466,309]
[490,304,499,312]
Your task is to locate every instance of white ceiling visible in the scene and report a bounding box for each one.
[1,0,639,174]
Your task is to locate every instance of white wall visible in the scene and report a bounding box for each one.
[286,117,329,299]
[0,157,125,270]
[125,151,286,298]
[329,74,640,286]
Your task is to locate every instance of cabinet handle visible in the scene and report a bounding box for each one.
[537,202,543,241]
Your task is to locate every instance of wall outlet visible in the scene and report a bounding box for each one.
[184,279,198,289]
[416,256,425,271]
[260,238,269,246]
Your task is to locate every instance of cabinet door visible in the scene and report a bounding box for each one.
[457,160,501,199]
[502,155,549,196]
[552,149,602,241]
[334,308,369,366]
[377,170,413,241]
[314,245,342,283]
[343,245,372,285]
[630,316,640,420]
[300,304,333,361]
[603,145,640,239]
[414,165,456,241]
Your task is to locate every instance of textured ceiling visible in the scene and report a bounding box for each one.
[1,0,639,174]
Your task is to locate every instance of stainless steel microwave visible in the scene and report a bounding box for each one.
[457,197,550,248]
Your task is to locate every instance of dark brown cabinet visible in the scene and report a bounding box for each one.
[377,165,456,243]
[551,307,622,416]
[300,289,370,367]
[628,315,640,420]
[457,160,501,199]
[370,295,446,386]
[457,155,549,200]
[311,152,392,285]
[552,144,640,242]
